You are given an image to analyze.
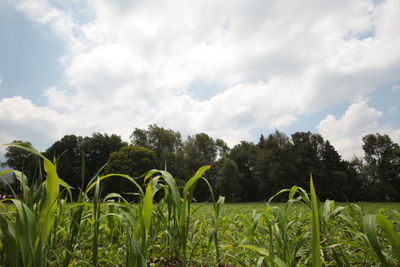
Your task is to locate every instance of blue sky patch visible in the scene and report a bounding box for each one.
[0,5,65,106]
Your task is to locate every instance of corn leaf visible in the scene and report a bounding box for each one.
[142,182,153,237]
[183,165,211,200]
[363,214,388,266]
[310,175,322,267]
[38,157,60,243]
[376,213,400,261]
[86,173,143,195]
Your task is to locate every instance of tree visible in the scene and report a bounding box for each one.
[228,141,259,201]
[2,140,40,182]
[215,158,242,202]
[215,138,230,158]
[44,135,85,188]
[255,131,358,201]
[83,132,127,179]
[0,172,17,194]
[104,146,156,197]
[255,131,297,200]
[130,124,184,178]
[291,132,324,188]
[361,133,400,201]
[183,133,217,201]
[130,128,148,147]
[319,140,359,201]
[183,133,217,177]
[290,132,360,201]
[258,134,266,149]
[44,133,126,189]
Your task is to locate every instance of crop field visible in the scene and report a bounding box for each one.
[0,144,400,267]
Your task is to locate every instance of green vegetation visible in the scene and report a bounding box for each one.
[0,143,399,266]
[2,126,400,202]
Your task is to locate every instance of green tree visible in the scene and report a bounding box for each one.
[228,141,259,201]
[45,133,126,189]
[255,131,297,200]
[215,158,243,202]
[215,138,230,158]
[183,133,217,201]
[83,132,127,179]
[0,172,17,194]
[258,134,266,149]
[361,133,400,201]
[290,132,324,189]
[255,131,358,201]
[183,133,217,176]
[130,128,148,147]
[45,135,85,188]
[3,140,41,182]
[130,124,184,178]
[290,132,359,201]
[319,140,360,201]
[104,146,156,197]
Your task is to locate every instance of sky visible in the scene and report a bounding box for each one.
[0,0,400,161]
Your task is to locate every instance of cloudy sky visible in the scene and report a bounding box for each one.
[1,0,399,160]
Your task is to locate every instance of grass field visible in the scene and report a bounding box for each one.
[0,144,399,266]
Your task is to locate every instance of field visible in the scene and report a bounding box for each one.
[1,199,399,267]
[0,144,400,266]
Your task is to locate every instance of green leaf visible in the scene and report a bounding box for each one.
[239,244,289,267]
[0,214,18,266]
[376,213,400,261]
[363,214,388,266]
[183,165,211,200]
[142,182,153,237]
[38,157,60,244]
[310,175,322,267]
[86,173,143,195]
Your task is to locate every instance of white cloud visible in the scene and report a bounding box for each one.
[43,86,71,109]
[269,115,297,129]
[0,97,63,148]
[0,96,96,151]
[317,101,400,160]
[2,0,399,150]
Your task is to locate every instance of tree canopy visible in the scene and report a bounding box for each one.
[2,127,399,202]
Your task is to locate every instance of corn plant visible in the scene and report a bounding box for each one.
[359,212,400,266]
[1,141,399,266]
[149,165,211,266]
[376,212,400,263]
[62,157,106,267]
[319,199,348,266]
[309,176,322,267]
[209,196,225,265]
[0,142,70,267]
[240,176,323,267]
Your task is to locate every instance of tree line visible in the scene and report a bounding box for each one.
[2,124,400,202]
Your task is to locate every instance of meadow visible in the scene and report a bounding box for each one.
[0,143,400,267]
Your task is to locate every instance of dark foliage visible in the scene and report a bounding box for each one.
[3,127,399,202]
